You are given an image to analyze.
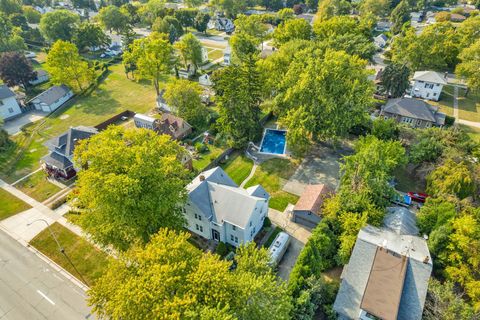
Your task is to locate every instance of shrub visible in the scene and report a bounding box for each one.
[194,142,208,153]
[371,118,399,141]
[215,242,228,257]
[444,115,455,127]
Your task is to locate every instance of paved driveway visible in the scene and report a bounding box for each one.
[4,111,47,135]
[283,143,352,196]
[268,208,312,280]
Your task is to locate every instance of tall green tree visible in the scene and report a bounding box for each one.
[391,23,460,70]
[273,18,312,47]
[194,11,210,34]
[39,9,79,42]
[174,33,203,73]
[73,21,110,52]
[45,40,95,92]
[123,32,174,95]
[230,33,260,63]
[0,14,25,53]
[164,79,209,128]
[97,5,129,33]
[73,126,190,251]
[390,0,410,34]
[379,63,410,97]
[315,0,351,22]
[89,230,292,319]
[212,57,263,148]
[0,51,36,89]
[273,47,374,154]
[456,40,480,93]
[427,159,476,200]
[234,14,269,45]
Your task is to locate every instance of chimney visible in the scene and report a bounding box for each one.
[199,175,205,181]
[423,256,430,264]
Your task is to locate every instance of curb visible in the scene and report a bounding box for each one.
[0,224,89,292]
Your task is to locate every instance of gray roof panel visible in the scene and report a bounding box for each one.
[383,98,436,122]
[0,85,15,100]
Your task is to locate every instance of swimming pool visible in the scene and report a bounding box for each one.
[259,129,287,155]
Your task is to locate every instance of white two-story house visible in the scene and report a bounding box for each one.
[410,71,447,101]
[185,167,270,247]
[0,85,22,121]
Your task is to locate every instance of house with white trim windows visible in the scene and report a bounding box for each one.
[185,167,270,247]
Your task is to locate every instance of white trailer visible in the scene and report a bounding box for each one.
[268,231,290,266]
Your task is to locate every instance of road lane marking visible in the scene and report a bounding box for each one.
[36,290,55,305]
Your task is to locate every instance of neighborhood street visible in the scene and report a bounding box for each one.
[0,230,93,320]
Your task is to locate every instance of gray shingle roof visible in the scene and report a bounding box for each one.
[383,98,437,122]
[0,85,15,100]
[246,185,270,199]
[31,85,71,106]
[41,151,73,170]
[333,225,432,320]
[413,71,447,85]
[44,126,98,157]
[187,167,269,228]
[384,207,419,236]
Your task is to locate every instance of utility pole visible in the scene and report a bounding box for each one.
[27,219,89,286]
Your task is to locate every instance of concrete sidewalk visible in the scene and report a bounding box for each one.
[0,179,64,242]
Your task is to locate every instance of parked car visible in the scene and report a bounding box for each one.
[407,192,429,203]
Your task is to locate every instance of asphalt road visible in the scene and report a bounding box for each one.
[0,230,94,319]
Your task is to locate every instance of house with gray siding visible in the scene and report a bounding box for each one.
[30,85,73,113]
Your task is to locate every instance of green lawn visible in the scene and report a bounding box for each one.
[30,222,110,286]
[459,124,480,143]
[457,89,480,122]
[193,144,226,171]
[0,189,31,220]
[207,49,224,61]
[15,171,62,202]
[244,158,300,211]
[1,63,161,183]
[201,41,227,49]
[430,85,455,117]
[221,152,254,185]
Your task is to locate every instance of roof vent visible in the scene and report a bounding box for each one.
[423,256,430,264]
[199,175,205,181]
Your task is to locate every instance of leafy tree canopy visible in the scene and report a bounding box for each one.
[0,51,36,88]
[89,230,292,319]
[39,9,79,42]
[73,126,190,251]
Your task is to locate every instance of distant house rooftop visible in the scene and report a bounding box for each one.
[413,71,447,85]
[30,85,71,106]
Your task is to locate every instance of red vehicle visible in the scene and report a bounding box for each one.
[407,192,429,203]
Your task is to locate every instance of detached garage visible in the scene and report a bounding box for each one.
[30,85,73,113]
[291,184,333,228]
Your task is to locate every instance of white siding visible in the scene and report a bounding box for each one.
[0,96,22,120]
[411,81,443,101]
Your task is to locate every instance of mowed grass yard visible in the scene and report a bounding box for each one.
[0,189,31,220]
[30,222,111,286]
[221,152,254,185]
[430,85,455,116]
[14,170,62,202]
[1,64,160,183]
[244,158,300,212]
[457,88,480,122]
[192,144,226,171]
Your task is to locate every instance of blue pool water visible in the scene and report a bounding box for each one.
[260,129,287,154]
